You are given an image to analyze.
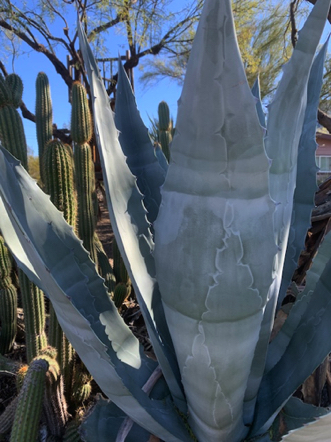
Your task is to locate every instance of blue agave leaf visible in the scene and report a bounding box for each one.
[251,77,266,128]
[0,146,191,442]
[244,0,331,425]
[277,39,329,309]
[155,143,169,172]
[77,21,187,412]
[250,229,331,436]
[115,60,166,224]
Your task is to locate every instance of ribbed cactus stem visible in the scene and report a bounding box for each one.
[5,74,23,109]
[94,234,116,294]
[36,72,53,183]
[113,283,129,309]
[0,396,18,435]
[0,105,28,169]
[112,237,128,283]
[10,358,48,442]
[63,418,83,442]
[157,101,172,162]
[71,81,92,145]
[0,73,12,107]
[42,139,76,383]
[42,139,77,228]
[74,142,98,265]
[18,271,47,363]
[0,236,17,354]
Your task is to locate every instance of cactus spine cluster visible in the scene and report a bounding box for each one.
[36,72,53,184]
[71,81,98,265]
[0,236,17,354]
[157,100,173,162]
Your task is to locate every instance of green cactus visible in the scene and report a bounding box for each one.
[71,82,98,265]
[74,142,98,265]
[35,72,53,184]
[112,283,129,309]
[0,105,28,169]
[41,349,69,438]
[19,272,47,363]
[5,74,23,109]
[0,234,17,355]
[42,139,77,228]
[157,100,172,162]
[94,234,116,294]
[0,396,18,436]
[0,73,12,107]
[10,358,48,442]
[72,372,92,405]
[42,139,76,385]
[112,237,129,284]
[71,81,93,145]
[63,418,83,442]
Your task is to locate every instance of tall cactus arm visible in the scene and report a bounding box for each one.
[153,0,276,440]
[0,146,193,442]
[78,21,186,411]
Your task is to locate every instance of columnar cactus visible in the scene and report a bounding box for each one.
[0,74,27,169]
[35,72,53,183]
[0,236,17,354]
[10,358,48,442]
[18,273,47,363]
[0,74,47,362]
[158,101,172,162]
[42,139,76,380]
[71,81,98,265]
[5,74,23,109]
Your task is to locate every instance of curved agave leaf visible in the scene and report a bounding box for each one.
[277,40,328,309]
[251,230,331,436]
[251,77,266,128]
[280,411,331,441]
[154,0,276,440]
[77,22,187,412]
[155,144,169,172]
[80,397,153,442]
[271,397,330,440]
[244,0,331,424]
[265,228,331,373]
[115,60,166,224]
[0,147,192,442]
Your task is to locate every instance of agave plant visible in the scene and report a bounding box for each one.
[1,0,331,440]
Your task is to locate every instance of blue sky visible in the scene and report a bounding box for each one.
[1,3,184,155]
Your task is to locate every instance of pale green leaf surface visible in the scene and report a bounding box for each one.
[0,147,191,442]
[154,0,276,440]
[280,411,331,441]
[115,60,166,224]
[277,40,328,309]
[244,0,331,424]
[77,22,187,412]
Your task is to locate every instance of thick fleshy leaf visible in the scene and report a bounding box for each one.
[77,22,187,412]
[277,40,328,309]
[0,147,192,442]
[153,0,276,440]
[265,227,331,373]
[280,411,331,441]
[251,77,266,128]
[155,144,169,172]
[271,397,330,440]
[115,60,166,224]
[80,397,153,442]
[251,229,331,436]
[244,0,331,424]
